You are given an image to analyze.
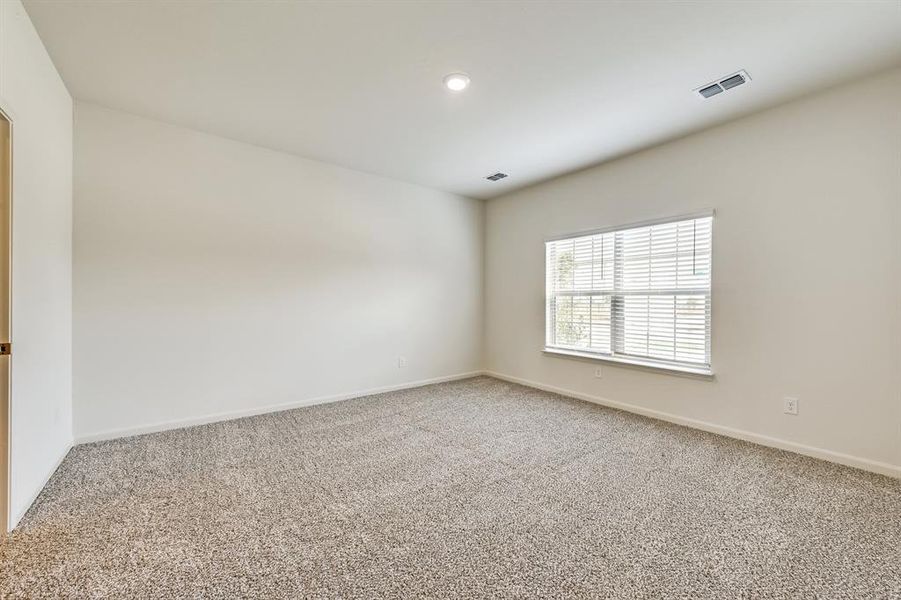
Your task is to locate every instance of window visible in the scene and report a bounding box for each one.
[545,212,713,375]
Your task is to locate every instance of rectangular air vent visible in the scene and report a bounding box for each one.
[699,83,723,98]
[720,73,746,90]
[696,70,750,99]
[486,172,508,181]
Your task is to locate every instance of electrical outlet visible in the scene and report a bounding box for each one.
[783,397,798,416]
[593,367,603,379]
[397,356,407,368]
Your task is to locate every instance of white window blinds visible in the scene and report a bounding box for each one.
[546,213,712,373]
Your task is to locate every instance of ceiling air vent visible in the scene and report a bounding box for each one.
[696,70,750,99]
[485,172,508,181]
[699,83,723,98]
[720,73,746,90]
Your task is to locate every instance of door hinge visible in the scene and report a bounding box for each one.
[0,342,10,355]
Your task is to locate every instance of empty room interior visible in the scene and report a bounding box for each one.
[1,0,900,597]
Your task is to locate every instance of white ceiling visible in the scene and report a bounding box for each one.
[22,0,901,199]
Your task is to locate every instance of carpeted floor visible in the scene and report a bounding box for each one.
[1,376,899,598]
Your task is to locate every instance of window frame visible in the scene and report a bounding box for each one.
[544,210,715,378]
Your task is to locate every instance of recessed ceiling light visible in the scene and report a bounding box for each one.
[443,73,470,92]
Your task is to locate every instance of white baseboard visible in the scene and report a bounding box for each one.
[486,371,901,479]
[76,371,485,444]
[9,440,73,531]
[66,367,899,497]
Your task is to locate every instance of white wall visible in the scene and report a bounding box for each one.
[74,103,483,440]
[485,68,901,475]
[0,0,74,529]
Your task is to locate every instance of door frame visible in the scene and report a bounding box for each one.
[0,101,13,534]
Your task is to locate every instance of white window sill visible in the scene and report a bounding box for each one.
[542,347,715,379]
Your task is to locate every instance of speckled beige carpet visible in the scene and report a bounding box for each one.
[1,376,899,598]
